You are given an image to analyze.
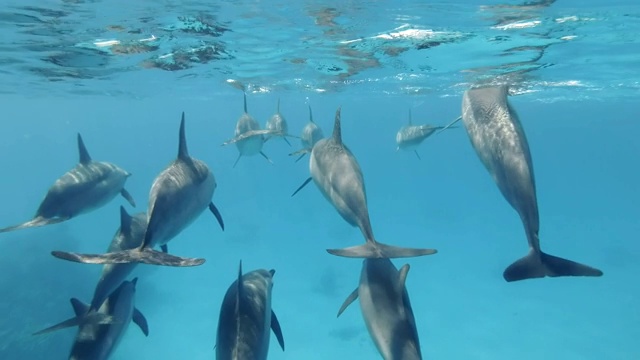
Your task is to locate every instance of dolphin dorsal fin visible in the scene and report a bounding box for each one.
[178,112,189,161]
[243,92,248,113]
[70,298,90,317]
[235,260,244,313]
[396,264,410,296]
[119,206,133,236]
[332,107,342,143]
[77,134,92,165]
[308,105,314,123]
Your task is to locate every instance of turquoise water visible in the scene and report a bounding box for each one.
[1,1,639,359]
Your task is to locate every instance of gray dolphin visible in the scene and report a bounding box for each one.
[289,105,325,162]
[0,134,135,233]
[338,258,422,360]
[33,278,149,360]
[52,113,225,267]
[461,84,603,282]
[222,92,274,168]
[89,206,147,312]
[395,109,461,159]
[264,98,298,146]
[291,107,437,259]
[216,261,285,360]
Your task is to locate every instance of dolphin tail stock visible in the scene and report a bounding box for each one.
[503,248,603,282]
[0,216,69,233]
[51,248,206,267]
[327,240,437,259]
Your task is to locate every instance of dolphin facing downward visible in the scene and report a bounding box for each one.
[216,261,285,360]
[52,113,225,267]
[292,107,437,259]
[33,278,148,360]
[0,134,135,233]
[338,258,422,360]
[461,84,603,282]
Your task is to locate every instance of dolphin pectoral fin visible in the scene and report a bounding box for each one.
[260,151,274,165]
[337,288,359,317]
[132,308,149,336]
[294,153,307,163]
[233,154,242,168]
[51,249,206,267]
[161,244,168,253]
[120,188,136,207]
[0,216,69,233]
[288,149,309,162]
[291,177,312,197]
[436,115,462,134]
[33,316,82,336]
[209,202,225,231]
[283,137,292,147]
[503,249,603,282]
[32,311,117,336]
[413,150,421,160]
[327,241,437,259]
[271,310,285,351]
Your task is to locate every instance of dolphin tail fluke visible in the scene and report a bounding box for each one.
[0,216,69,233]
[51,248,206,267]
[327,241,437,259]
[503,249,603,282]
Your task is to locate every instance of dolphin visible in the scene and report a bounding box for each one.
[0,134,135,233]
[395,109,461,159]
[88,206,147,312]
[51,112,225,267]
[289,105,325,162]
[216,261,285,360]
[291,107,437,259]
[461,84,603,282]
[33,278,149,360]
[338,258,422,360]
[222,92,274,168]
[264,98,298,146]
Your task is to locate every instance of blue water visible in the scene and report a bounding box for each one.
[1,1,639,359]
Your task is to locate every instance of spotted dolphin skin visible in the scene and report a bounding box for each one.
[338,258,422,360]
[51,112,225,267]
[33,278,149,360]
[461,84,603,282]
[264,98,298,146]
[292,107,437,259]
[395,109,460,159]
[88,206,147,312]
[0,134,135,233]
[289,105,324,162]
[216,261,285,360]
[222,92,275,167]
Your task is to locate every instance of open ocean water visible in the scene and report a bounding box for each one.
[0,0,638,359]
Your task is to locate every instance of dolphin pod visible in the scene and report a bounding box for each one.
[1,84,603,359]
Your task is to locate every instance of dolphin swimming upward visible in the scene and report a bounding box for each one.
[52,113,225,267]
[461,84,603,282]
[0,134,135,233]
[292,107,437,259]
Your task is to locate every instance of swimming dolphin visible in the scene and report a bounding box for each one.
[33,278,149,360]
[289,105,325,162]
[0,134,135,233]
[222,92,274,168]
[461,84,603,282]
[338,258,422,360]
[264,98,298,146]
[395,109,461,159]
[291,107,437,259]
[216,261,285,360]
[52,113,225,267]
[89,206,147,312]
